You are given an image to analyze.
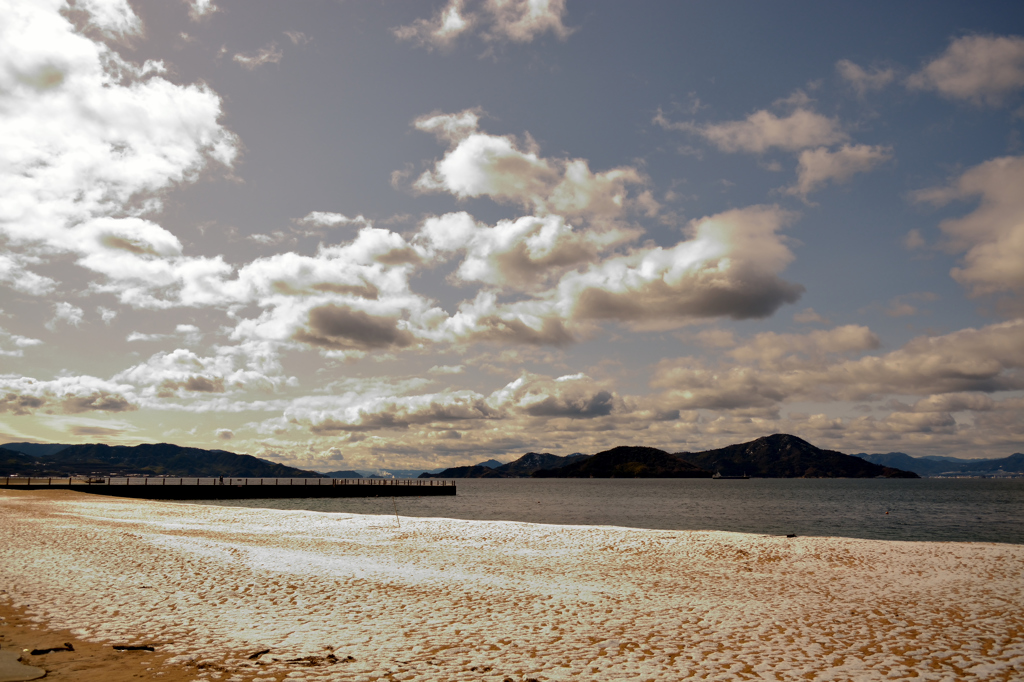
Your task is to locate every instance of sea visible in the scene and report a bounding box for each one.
[191,477,1024,545]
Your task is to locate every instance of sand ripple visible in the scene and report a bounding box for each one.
[1,490,1022,681]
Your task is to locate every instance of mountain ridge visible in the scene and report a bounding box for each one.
[533,446,711,478]
[855,452,1024,477]
[676,434,917,478]
[1,442,323,478]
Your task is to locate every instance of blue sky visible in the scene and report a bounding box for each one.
[2,0,1023,471]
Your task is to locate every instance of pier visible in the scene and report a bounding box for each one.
[0,476,456,500]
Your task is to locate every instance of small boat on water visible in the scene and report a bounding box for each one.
[712,472,749,479]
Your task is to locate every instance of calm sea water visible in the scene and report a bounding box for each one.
[192,478,1024,545]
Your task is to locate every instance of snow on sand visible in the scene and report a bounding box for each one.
[1,490,1022,681]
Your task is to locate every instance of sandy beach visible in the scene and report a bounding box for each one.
[1,490,1022,681]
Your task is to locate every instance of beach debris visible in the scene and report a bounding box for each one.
[0,649,46,682]
[29,642,74,655]
[284,652,352,666]
[112,644,155,652]
[248,648,270,660]
[786,534,797,538]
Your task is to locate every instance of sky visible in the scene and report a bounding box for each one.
[2,0,1024,472]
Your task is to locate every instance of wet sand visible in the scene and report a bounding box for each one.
[1,489,1022,681]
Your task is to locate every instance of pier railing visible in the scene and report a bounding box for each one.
[1,476,453,487]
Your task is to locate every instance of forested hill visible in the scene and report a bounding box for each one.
[676,434,918,478]
[0,442,323,478]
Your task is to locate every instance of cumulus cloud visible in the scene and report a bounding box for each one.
[0,0,238,306]
[655,108,847,154]
[558,205,803,326]
[298,211,368,228]
[294,304,416,352]
[185,0,218,21]
[288,390,498,433]
[215,428,233,440]
[786,144,892,198]
[233,43,283,69]
[653,320,1024,413]
[72,0,143,40]
[414,110,653,225]
[114,344,294,399]
[0,254,57,295]
[836,59,895,97]
[284,371,617,434]
[393,0,570,50]
[418,211,639,290]
[46,302,84,331]
[490,372,618,419]
[0,325,42,358]
[208,198,732,353]
[907,34,1024,107]
[0,374,137,415]
[915,155,1024,295]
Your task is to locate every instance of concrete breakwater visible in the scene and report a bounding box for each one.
[0,477,455,499]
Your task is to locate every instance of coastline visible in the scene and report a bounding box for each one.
[2,489,1022,681]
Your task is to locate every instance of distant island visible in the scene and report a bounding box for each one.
[420,451,590,479]
[8,434,1022,481]
[676,434,918,478]
[532,446,711,478]
[854,451,1024,478]
[1,442,323,478]
[422,434,921,479]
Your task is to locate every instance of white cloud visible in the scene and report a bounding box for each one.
[656,108,847,154]
[185,0,218,22]
[215,428,233,440]
[393,0,472,50]
[787,144,892,197]
[836,59,895,97]
[72,0,142,40]
[653,319,1024,412]
[428,364,465,375]
[284,371,616,434]
[394,0,570,50]
[287,389,497,433]
[414,110,653,224]
[0,254,57,295]
[46,301,84,330]
[0,374,137,414]
[114,344,294,400]
[418,211,639,291]
[0,325,42,358]
[233,43,283,69]
[298,211,368,227]
[556,205,803,326]
[483,0,571,43]
[915,155,1024,295]
[0,1,238,307]
[907,35,1024,107]
[284,30,310,45]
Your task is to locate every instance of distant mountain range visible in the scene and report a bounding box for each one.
[422,435,920,479]
[420,452,589,478]
[677,434,917,478]
[1,442,323,478]
[322,470,364,479]
[10,435,1017,481]
[533,446,711,478]
[854,452,1024,477]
